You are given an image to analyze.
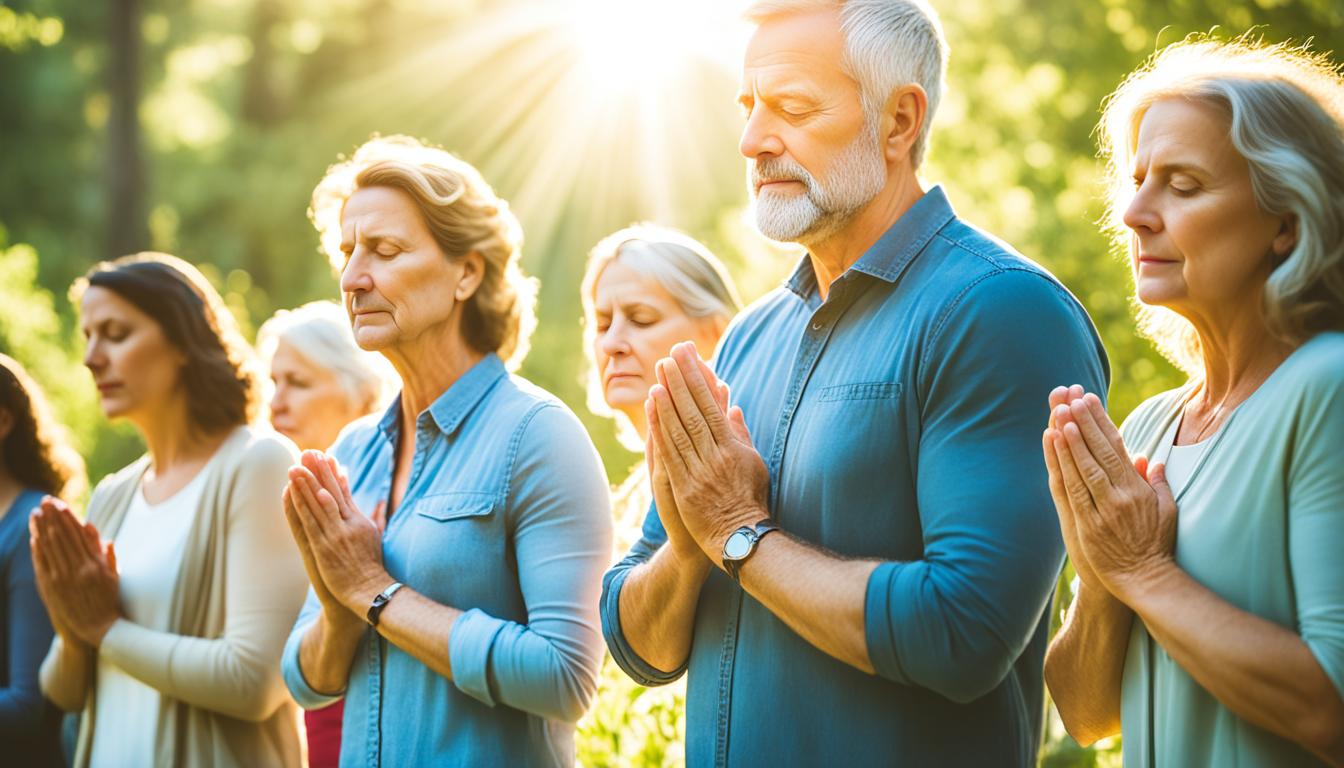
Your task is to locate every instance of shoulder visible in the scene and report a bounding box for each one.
[227,425,298,480]
[1280,332,1344,395]
[504,379,597,455]
[328,410,386,464]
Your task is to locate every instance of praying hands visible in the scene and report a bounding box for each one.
[281,451,391,625]
[28,496,121,648]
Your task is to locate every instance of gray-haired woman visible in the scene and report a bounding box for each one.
[1043,37,1344,767]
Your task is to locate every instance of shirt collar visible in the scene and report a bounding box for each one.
[782,184,956,298]
[376,352,508,442]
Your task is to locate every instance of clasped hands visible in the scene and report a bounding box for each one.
[1042,385,1178,604]
[282,451,390,630]
[645,342,771,566]
[28,496,121,648]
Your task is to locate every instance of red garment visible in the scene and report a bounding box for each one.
[304,701,344,768]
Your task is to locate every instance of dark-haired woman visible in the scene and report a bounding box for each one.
[32,253,307,768]
[0,354,85,768]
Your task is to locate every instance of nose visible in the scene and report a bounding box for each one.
[599,318,631,358]
[82,338,105,373]
[340,247,375,296]
[1122,182,1163,235]
[739,105,785,161]
[270,384,288,417]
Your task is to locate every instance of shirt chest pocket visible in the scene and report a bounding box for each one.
[788,380,909,493]
[404,491,503,601]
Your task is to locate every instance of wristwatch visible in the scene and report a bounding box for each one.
[366,581,404,627]
[721,520,780,582]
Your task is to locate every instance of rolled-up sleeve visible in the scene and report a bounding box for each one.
[599,506,687,686]
[447,404,613,723]
[865,269,1109,703]
[1290,352,1344,698]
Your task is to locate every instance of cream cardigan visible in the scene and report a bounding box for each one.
[40,426,307,768]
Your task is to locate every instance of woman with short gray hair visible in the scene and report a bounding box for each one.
[1043,37,1344,767]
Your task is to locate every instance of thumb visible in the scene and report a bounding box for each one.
[1147,462,1174,501]
[727,405,752,443]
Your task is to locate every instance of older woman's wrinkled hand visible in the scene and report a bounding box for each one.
[285,451,390,618]
[28,496,121,647]
[1044,392,1178,604]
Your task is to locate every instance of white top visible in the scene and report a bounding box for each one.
[89,465,210,768]
[1161,435,1212,497]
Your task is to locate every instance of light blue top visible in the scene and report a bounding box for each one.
[281,353,613,767]
[1118,332,1344,767]
[601,187,1111,766]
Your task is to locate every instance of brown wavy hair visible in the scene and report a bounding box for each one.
[71,253,262,435]
[0,354,87,500]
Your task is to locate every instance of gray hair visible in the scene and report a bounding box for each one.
[744,0,949,168]
[581,224,742,450]
[1100,36,1344,375]
[258,300,396,414]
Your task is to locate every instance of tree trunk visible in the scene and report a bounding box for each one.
[105,0,147,260]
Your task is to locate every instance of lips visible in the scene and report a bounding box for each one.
[96,382,122,394]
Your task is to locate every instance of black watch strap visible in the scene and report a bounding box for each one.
[366,581,404,627]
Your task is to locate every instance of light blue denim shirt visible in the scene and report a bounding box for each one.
[281,353,612,767]
[602,187,1110,766]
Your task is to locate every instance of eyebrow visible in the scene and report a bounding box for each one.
[340,231,410,250]
[1133,161,1212,178]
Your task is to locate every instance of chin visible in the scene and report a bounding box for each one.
[604,387,650,411]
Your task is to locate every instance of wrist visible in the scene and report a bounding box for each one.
[1111,556,1181,608]
[339,570,395,615]
[702,504,769,561]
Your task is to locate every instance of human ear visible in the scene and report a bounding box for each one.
[881,84,928,167]
[455,251,486,303]
[1271,214,1298,262]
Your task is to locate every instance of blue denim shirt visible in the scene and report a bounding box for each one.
[601,187,1110,766]
[281,353,613,767]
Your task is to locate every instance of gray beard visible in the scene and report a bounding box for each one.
[750,120,886,246]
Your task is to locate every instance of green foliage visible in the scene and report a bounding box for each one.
[578,660,687,768]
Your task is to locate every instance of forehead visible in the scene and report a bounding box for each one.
[340,185,427,237]
[270,340,326,373]
[592,258,679,308]
[741,9,853,96]
[1133,98,1235,167]
[80,285,149,325]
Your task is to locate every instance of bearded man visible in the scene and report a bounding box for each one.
[599,1,1110,765]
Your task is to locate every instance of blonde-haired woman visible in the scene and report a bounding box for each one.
[280,136,612,767]
[1043,38,1344,767]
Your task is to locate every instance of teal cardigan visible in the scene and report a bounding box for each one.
[1118,331,1344,767]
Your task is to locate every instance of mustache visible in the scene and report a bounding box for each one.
[751,156,814,188]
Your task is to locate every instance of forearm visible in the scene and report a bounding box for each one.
[1044,582,1133,745]
[738,532,878,673]
[39,634,92,712]
[1126,562,1344,762]
[371,588,461,681]
[298,610,366,697]
[617,545,711,675]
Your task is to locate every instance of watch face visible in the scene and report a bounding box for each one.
[723,530,753,560]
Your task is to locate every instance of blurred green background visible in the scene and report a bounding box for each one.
[2,0,1339,764]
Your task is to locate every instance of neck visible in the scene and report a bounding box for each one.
[804,170,925,300]
[382,329,486,423]
[1185,302,1294,406]
[0,468,19,504]
[134,392,230,473]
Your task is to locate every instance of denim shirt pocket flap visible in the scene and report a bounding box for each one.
[413,491,496,522]
[817,381,902,402]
